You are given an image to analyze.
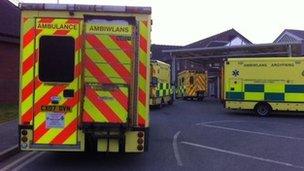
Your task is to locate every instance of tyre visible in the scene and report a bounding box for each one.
[255,103,272,117]
[168,96,174,105]
[157,98,164,108]
[196,91,204,101]
[198,97,204,101]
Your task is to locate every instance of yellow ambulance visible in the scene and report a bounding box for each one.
[177,70,208,101]
[150,60,173,107]
[19,3,151,153]
[224,57,304,116]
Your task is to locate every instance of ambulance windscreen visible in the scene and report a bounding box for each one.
[39,36,75,83]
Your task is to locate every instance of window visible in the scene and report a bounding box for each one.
[181,77,184,83]
[39,36,75,83]
[190,76,194,84]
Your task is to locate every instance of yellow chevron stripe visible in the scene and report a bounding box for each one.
[33,20,81,142]
[23,18,35,38]
[22,42,35,63]
[84,97,108,122]
[138,100,148,124]
[21,18,81,126]
[96,89,128,122]
[22,19,70,103]
[140,21,148,41]
[33,18,80,102]
[138,75,146,92]
[138,21,149,126]
[21,95,32,118]
[21,67,34,89]
[36,105,77,144]
[63,131,77,144]
[34,76,79,130]
[96,35,132,62]
[139,45,147,64]
[21,19,36,120]
[33,109,45,131]
[34,83,80,144]
[85,36,131,63]
[85,49,131,84]
[85,49,131,66]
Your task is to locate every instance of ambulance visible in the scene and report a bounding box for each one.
[18,3,151,153]
[176,70,208,101]
[224,57,304,116]
[150,60,173,107]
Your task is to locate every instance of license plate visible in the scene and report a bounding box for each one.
[46,113,65,129]
[41,105,71,113]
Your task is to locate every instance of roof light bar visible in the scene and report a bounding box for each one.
[19,3,152,14]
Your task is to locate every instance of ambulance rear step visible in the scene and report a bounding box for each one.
[82,124,126,152]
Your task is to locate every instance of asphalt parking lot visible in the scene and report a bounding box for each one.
[2,99,304,171]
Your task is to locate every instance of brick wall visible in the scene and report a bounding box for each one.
[0,41,19,104]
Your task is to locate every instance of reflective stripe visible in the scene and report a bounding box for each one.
[83,97,108,122]
[138,21,149,127]
[21,18,74,124]
[34,90,80,144]
[83,32,131,123]
[86,34,131,84]
[84,55,129,109]
[86,86,123,123]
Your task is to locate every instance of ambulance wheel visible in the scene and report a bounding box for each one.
[157,98,165,108]
[168,96,174,105]
[197,92,204,101]
[198,97,204,101]
[255,102,272,117]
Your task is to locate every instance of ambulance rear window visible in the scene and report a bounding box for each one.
[39,36,75,83]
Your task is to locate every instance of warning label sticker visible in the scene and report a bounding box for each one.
[46,113,65,129]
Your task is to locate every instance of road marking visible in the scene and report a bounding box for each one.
[0,119,17,127]
[13,152,45,171]
[173,131,183,166]
[196,120,246,126]
[174,100,185,104]
[200,124,304,141]
[1,152,37,171]
[0,145,19,162]
[197,119,304,128]
[181,141,304,170]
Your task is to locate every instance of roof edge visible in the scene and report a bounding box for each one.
[163,42,301,53]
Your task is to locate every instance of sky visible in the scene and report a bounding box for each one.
[10,0,304,46]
